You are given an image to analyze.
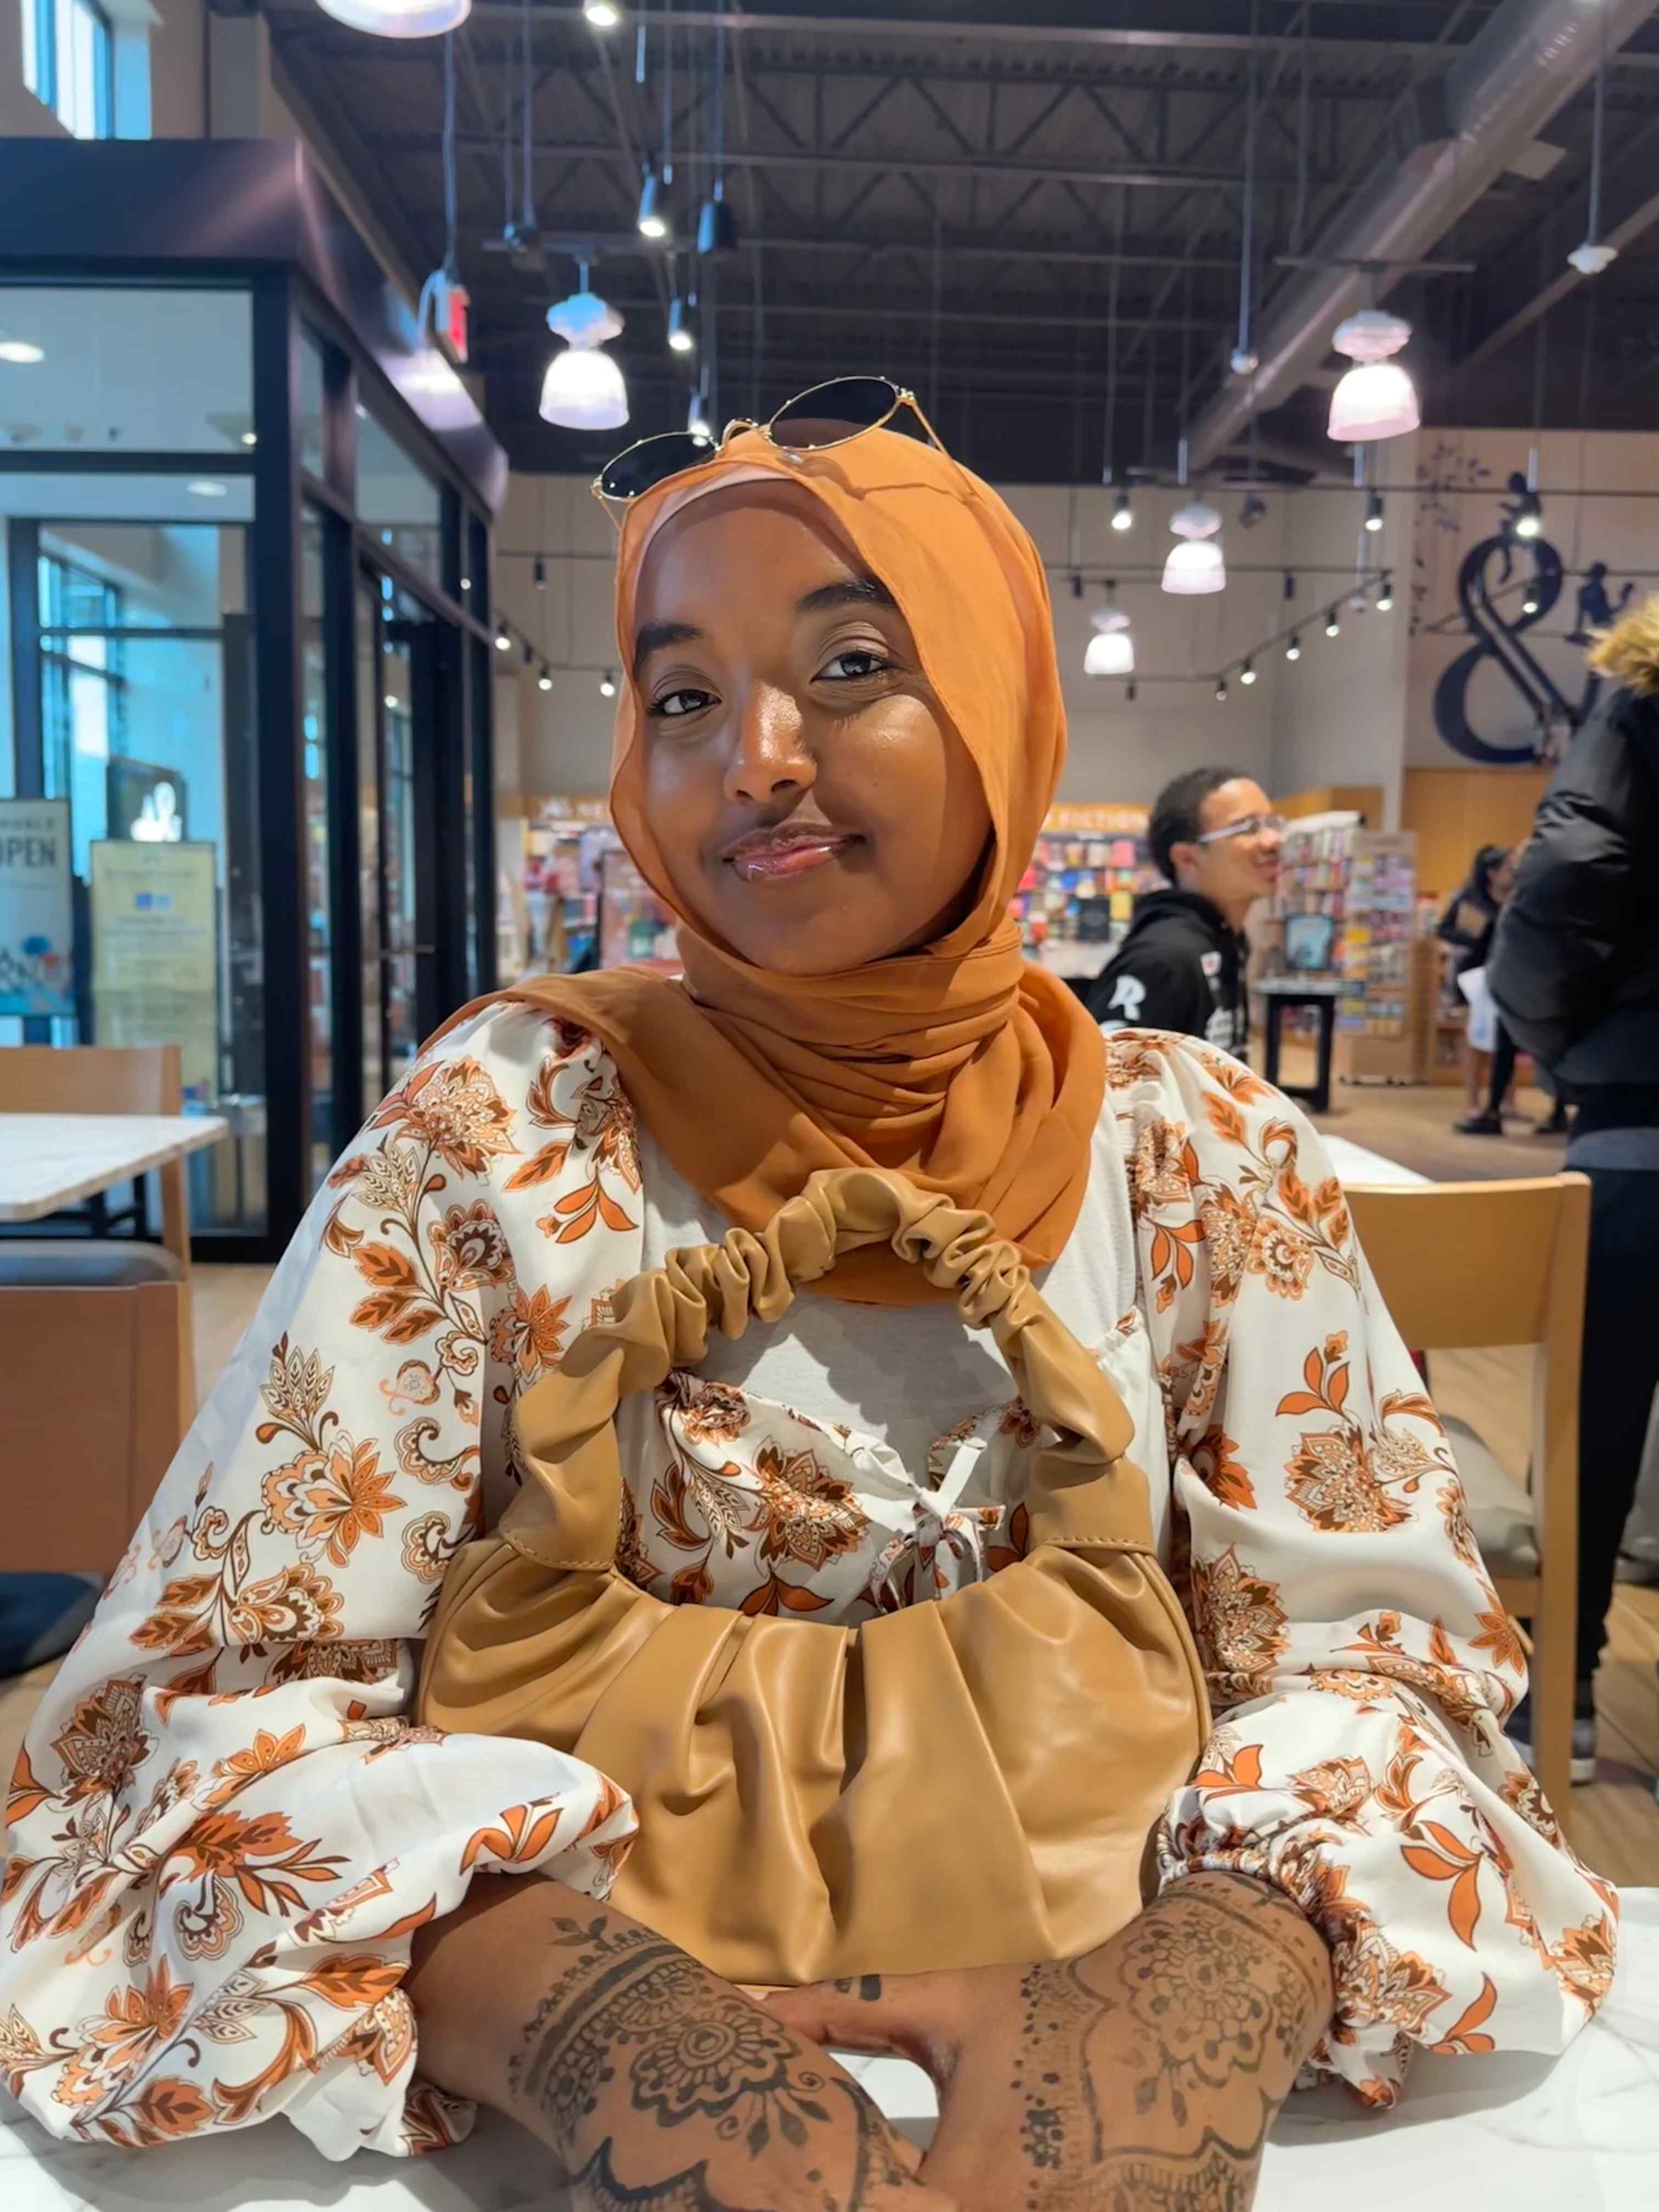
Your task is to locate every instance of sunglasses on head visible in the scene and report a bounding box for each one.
[592,375,945,505]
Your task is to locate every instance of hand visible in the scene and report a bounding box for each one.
[764,1875,1334,2211]
[409,1875,960,2211]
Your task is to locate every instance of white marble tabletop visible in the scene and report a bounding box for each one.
[0,1114,229,1222]
[1320,1133,1432,1189]
[5,1892,1656,2212]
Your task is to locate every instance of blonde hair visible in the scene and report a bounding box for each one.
[1587,593,1659,696]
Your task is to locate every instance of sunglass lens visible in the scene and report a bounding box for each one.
[771,376,902,450]
[597,431,718,501]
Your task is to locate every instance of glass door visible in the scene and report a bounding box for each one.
[356,566,441,1106]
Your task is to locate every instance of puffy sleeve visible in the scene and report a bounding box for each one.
[1108,1032,1620,2107]
[0,1007,645,2159]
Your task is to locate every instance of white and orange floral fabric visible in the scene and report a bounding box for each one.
[0,1008,1616,2160]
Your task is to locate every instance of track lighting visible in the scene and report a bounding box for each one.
[599,669,618,698]
[534,556,546,589]
[1364,489,1385,533]
[538,668,552,692]
[1110,489,1133,533]
[1376,574,1394,613]
[667,296,696,354]
[1214,677,1228,702]
[697,184,738,257]
[637,167,669,242]
[1239,490,1267,530]
[1239,658,1257,686]
[1285,633,1301,661]
[495,621,511,652]
[1325,610,1341,637]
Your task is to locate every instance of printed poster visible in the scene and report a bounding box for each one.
[0,796,75,1018]
[90,840,219,1102]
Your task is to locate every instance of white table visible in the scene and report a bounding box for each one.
[5,1890,1657,2212]
[1322,1132,1431,1190]
[0,1114,229,1222]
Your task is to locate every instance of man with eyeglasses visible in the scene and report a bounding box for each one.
[1086,766,1283,1057]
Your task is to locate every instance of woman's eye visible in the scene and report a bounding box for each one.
[820,648,891,682]
[651,686,715,720]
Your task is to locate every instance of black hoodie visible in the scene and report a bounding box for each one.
[1084,889,1250,1056]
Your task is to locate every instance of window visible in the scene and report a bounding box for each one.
[22,0,114,140]
[39,551,123,876]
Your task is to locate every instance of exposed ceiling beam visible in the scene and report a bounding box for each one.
[366,132,1335,194]
[1187,0,1659,469]
[464,227,1245,272]
[1460,106,1659,366]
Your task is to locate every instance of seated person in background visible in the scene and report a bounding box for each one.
[1,418,1615,2212]
[1087,765,1281,1052]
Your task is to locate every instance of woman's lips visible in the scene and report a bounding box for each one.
[726,834,859,883]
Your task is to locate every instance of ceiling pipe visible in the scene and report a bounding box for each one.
[1187,0,1659,472]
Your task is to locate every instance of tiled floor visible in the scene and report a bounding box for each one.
[4,1090,1656,1886]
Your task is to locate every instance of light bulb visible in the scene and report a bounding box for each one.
[538,669,553,692]
[1239,659,1257,686]
[495,624,511,652]
[316,0,469,34]
[539,343,629,431]
[1110,490,1133,533]
[1522,589,1541,616]
[1364,490,1384,532]
[667,297,696,354]
[637,168,669,242]
[599,670,618,698]
[188,479,228,498]
[240,430,258,448]
[0,338,44,364]
[1376,576,1394,612]
[1214,678,1228,702]
[584,1,620,27]
[1285,634,1302,661]
[1513,499,1543,540]
[1324,610,1341,637]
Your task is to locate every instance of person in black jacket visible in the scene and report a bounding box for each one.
[1086,766,1282,1054]
[1489,595,1659,1782]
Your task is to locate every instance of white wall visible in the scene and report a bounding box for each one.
[1272,439,1414,825]
[494,473,1315,808]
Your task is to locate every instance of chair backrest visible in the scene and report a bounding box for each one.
[0,1042,182,1118]
[1345,1175,1590,1355]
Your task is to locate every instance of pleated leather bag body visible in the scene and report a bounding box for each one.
[419,1168,1209,1985]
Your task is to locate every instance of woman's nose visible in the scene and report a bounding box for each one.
[723,685,816,806]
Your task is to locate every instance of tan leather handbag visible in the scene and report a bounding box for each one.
[419,1168,1209,1986]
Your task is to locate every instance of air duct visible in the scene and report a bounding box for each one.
[1188,0,1659,470]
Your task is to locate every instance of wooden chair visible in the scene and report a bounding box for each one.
[1346,1175,1590,1814]
[0,1044,195,1573]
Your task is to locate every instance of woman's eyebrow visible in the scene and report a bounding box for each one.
[795,578,898,617]
[633,619,702,676]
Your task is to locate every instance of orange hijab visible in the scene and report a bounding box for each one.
[482,426,1104,1304]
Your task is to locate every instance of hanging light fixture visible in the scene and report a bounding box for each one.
[1376,573,1395,612]
[1214,676,1229,702]
[1083,583,1135,678]
[1327,309,1419,443]
[1364,489,1385,533]
[1239,657,1257,686]
[583,1,620,27]
[1522,582,1542,617]
[1239,489,1267,530]
[1110,489,1133,533]
[1511,489,1544,540]
[599,669,618,698]
[687,385,715,441]
[534,556,546,589]
[495,620,511,652]
[637,166,670,242]
[540,280,629,431]
[697,182,738,256]
[1285,633,1302,661]
[315,0,470,36]
[1570,6,1619,278]
[667,295,696,354]
[1324,608,1341,637]
[1161,499,1226,596]
[1125,679,1137,704]
[538,668,553,692]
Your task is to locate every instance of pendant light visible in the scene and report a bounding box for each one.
[1084,583,1135,678]
[1110,488,1133,533]
[540,277,629,431]
[667,295,696,354]
[1328,309,1419,443]
[317,0,469,35]
[1162,499,1226,596]
[637,166,670,242]
[1570,5,1618,278]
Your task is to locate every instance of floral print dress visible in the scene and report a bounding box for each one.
[0,1008,1616,2158]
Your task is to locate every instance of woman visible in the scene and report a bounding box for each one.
[1,407,1615,2211]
